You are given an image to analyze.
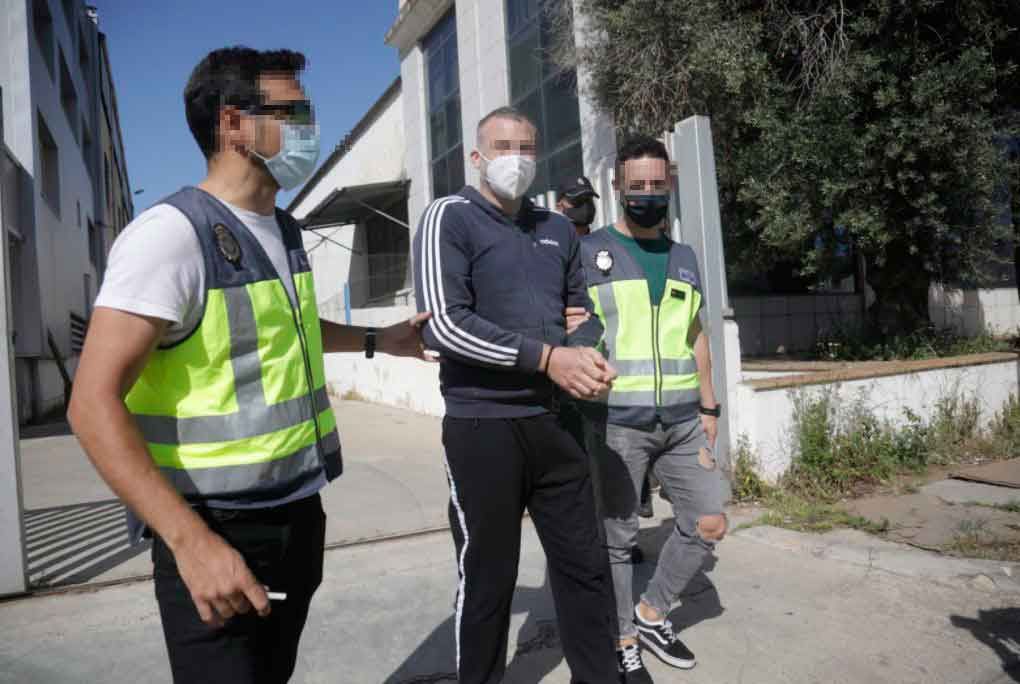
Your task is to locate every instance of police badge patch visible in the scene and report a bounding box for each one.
[676,267,698,287]
[595,249,614,273]
[214,223,241,265]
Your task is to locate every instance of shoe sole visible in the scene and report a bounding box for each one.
[636,630,696,670]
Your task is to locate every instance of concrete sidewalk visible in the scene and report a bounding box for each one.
[1,508,1018,683]
[7,400,1020,683]
[17,400,449,588]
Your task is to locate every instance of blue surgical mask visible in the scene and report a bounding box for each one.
[253,122,320,190]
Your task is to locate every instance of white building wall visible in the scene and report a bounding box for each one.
[1,0,105,419]
[453,0,509,194]
[572,0,618,229]
[28,0,100,416]
[290,92,407,322]
[401,44,431,241]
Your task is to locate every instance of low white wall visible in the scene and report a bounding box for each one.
[322,305,444,417]
[732,358,1019,483]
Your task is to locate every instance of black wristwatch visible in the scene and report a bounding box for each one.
[364,327,377,359]
[699,404,721,417]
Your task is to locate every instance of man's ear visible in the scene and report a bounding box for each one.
[469,148,483,171]
[219,106,252,156]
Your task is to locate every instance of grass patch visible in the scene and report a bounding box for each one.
[966,500,1020,514]
[746,492,890,534]
[339,389,367,402]
[731,435,772,503]
[780,387,1018,503]
[734,388,1020,541]
[944,518,1020,562]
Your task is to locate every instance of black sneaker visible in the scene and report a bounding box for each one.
[634,608,696,669]
[617,643,654,684]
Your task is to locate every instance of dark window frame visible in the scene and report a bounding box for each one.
[505,0,583,196]
[423,10,464,200]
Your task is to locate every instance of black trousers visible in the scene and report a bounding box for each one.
[442,413,618,684]
[152,494,326,684]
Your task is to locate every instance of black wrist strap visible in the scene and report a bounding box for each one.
[364,327,377,359]
[699,404,721,417]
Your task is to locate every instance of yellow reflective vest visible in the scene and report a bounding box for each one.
[125,187,342,500]
[580,228,703,426]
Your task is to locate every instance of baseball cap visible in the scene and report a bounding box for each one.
[556,175,600,201]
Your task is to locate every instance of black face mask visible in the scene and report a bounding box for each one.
[564,200,596,227]
[622,194,670,229]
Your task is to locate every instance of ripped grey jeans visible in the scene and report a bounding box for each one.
[590,415,728,639]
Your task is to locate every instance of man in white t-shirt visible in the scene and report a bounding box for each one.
[68,47,429,684]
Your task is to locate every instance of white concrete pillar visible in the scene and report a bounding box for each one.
[0,150,28,597]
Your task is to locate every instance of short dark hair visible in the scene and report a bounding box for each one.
[616,135,670,172]
[476,105,537,144]
[184,46,307,159]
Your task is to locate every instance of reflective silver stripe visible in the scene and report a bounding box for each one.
[659,358,698,376]
[605,390,656,407]
[597,283,619,361]
[661,388,701,406]
[611,358,698,377]
[160,441,323,496]
[596,387,700,408]
[611,359,655,376]
[136,387,331,445]
[223,286,266,408]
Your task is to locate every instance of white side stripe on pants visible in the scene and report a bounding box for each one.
[443,453,470,675]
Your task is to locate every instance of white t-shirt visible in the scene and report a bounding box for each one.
[96,198,299,345]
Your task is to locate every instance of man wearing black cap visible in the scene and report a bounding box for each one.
[556,175,600,236]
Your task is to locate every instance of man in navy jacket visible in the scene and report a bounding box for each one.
[413,106,619,684]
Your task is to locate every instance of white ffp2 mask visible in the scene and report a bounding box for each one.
[480,153,537,200]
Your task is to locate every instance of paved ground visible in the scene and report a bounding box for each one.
[5,401,1020,683]
[17,401,448,588]
[1,507,1018,683]
[847,469,1020,553]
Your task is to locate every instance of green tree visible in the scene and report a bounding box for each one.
[552,0,1020,334]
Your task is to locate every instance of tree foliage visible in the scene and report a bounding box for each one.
[554,0,1020,333]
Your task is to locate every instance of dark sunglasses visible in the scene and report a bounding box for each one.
[250,99,314,125]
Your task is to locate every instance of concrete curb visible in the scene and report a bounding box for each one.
[732,524,1020,594]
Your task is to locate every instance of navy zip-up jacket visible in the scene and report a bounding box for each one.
[413,185,603,418]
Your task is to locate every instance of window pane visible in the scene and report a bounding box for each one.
[508,24,541,102]
[515,89,543,143]
[528,158,550,198]
[448,145,465,193]
[423,10,455,53]
[432,156,449,199]
[430,109,447,158]
[547,142,583,190]
[446,98,462,149]
[542,70,581,150]
[540,2,570,81]
[427,53,446,112]
[443,38,459,99]
[506,0,540,38]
